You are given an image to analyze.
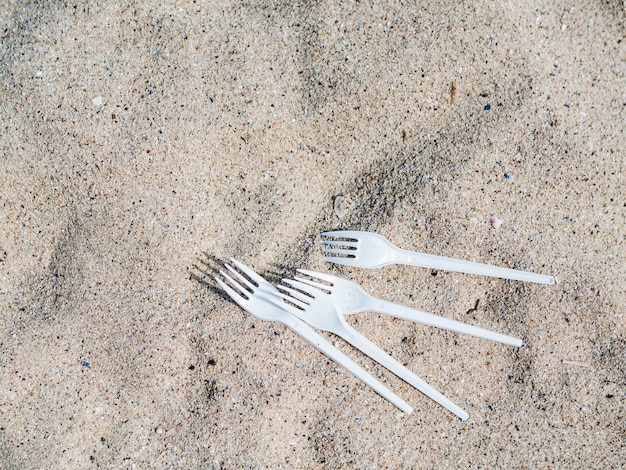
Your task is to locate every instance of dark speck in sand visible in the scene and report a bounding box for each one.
[484,104,491,110]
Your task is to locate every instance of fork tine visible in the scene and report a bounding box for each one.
[321,240,359,248]
[225,263,255,291]
[293,276,332,292]
[323,256,358,266]
[283,279,324,298]
[218,269,248,296]
[322,247,356,257]
[264,294,302,316]
[296,269,336,285]
[321,230,361,240]
[229,258,266,287]
[215,276,248,309]
[276,284,312,306]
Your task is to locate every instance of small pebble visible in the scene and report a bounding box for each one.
[484,104,491,110]
[91,96,103,106]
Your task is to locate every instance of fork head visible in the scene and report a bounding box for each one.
[214,258,289,324]
[292,269,370,314]
[321,230,398,268]
[273,279,348,334]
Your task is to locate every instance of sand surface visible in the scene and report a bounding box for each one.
[0,0,624,468]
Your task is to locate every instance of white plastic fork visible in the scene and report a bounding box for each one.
[322,230,555,285]
[215,258,413,414]
[294,269,524,348]
[270,278,470,420]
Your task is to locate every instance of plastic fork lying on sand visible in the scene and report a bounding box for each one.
[215,258,413,414]
[322,230,555,285]
[271,277,470,420]
[292,269,523,348]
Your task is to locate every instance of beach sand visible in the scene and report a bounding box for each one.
[0,0,624,467]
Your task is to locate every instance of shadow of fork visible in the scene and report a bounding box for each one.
[189,251,232,301]
[192,255,290,303]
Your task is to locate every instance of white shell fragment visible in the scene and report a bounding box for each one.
[333,195,353,219]
[490,217,504,229]
[91,96,103,106]
[334,196,345,218]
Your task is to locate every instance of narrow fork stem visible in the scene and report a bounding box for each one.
[282,315,413,414]
[368,297,523,347]
[335,321,469,420]
[398,249,554,285]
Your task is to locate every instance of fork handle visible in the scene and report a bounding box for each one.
[370,298,523,348]
[339,327,469,420]
[283,316,413,414]
[397,249,555,285]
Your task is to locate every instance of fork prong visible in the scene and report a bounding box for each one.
[229,258,268,288]
[215,275,248,308]
[275,286,309,309]
[321,230,361,240]
[322,247,356,257]
[218,269,248,296]
[265,294,301,316]
[296,269,336,285]
[321,240,359,248]
[225,263,256,291]
[293,275,332,292]
[283,279,326,299]
[324,256,358,266]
